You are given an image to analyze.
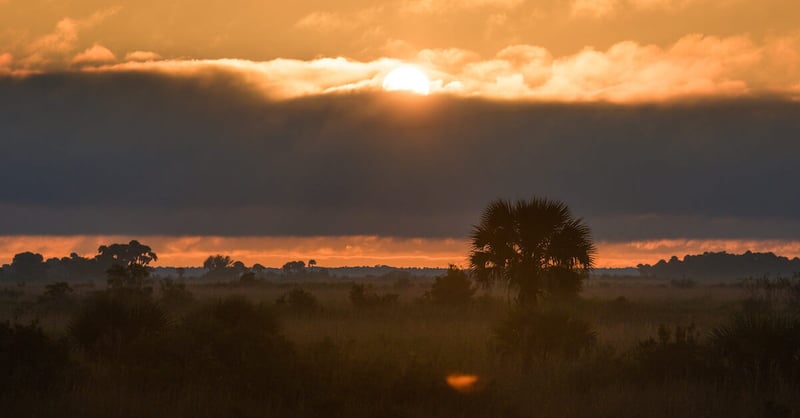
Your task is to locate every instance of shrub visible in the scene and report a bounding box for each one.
[106,264,153,294]
[171,297,295,393]
[708,310,800,381]
[631,323,707,381]
[0,287,22,300]
[239,271,258,285]
[158,278,194,306]
[426,266,475,306]
[0,321,70,393]
[349,283,398,309]
[276,287,320,313]
[393,276,412,290]
[494,308,596,370]
[670,278,697,288]
[68,291,169,362]
[37,281,75,309]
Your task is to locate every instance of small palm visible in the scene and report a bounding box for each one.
[469,197,595,306]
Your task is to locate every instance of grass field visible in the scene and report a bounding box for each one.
[2,275,799,418]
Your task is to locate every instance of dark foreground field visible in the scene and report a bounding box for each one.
[2,276,800,418]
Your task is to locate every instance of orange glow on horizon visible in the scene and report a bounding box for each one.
[1,236,800,269]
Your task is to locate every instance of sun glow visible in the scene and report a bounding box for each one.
[382,66,431,95]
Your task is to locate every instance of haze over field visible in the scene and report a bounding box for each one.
[2,0,800,267]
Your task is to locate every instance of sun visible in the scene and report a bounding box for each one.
[382,66,431,95]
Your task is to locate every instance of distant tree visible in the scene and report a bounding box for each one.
[427,265,475,306]
[204,255,234,272]
[9,252,47,282]
[203,255,246,280]
[470,198,595,306]
[308,259,317,268]
[282,260,306,276]
[232,261,248,275]
[96,240,157,267]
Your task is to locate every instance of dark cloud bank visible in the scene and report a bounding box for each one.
[1,71,799,241]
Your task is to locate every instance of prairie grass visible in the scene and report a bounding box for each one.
[1,277,798,417]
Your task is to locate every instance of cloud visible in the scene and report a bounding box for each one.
[71,44,116,66]
[15,8,118,69]
[295,7,383,34]
[124,51,161,62]
[400,0,524,14]
[5,32,782,102]
[570,0,705,18]
[0,53,11,72]
[1,71,800,243]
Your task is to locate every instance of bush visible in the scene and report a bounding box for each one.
[631,323,707,381]
[0,321,70,393]
[426,266,475,306]
[68,291,169,362]
[37,282,76,311]
[494,308,596,370]
[393,276,412,290]
[670,278,697,288]
[276,287,320,313]
[171,297,295,393]
[158,278,194,306]
[349,284,398,309]
[708,310,800,381]
[239,271,258,285]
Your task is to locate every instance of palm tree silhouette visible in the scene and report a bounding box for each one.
[469,198,596,306]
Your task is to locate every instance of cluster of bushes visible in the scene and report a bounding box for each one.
[0,289,501,417]
[491,297,800,390]
[349,283,399,308]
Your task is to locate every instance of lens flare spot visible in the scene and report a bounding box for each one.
[446,373,480,393]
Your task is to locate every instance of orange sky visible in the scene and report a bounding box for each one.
[2,236,800,268]
[2,1,800,102]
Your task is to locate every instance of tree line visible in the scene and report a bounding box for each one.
[0,240,327,283]
[637,251,800,280]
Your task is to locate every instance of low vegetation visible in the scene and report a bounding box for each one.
[3,200,800,417]
[0,275,798,417]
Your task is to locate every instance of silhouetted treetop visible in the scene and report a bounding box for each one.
[97,240,157,267]
[637,251,800,280]
[470,197,595,306]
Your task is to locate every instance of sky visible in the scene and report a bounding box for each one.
[1,0,800,267]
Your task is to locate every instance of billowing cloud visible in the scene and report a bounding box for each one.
[15,9,118,68]
[124,51,161,62]
[570,0,725,18]
[71,44,116,66]
[5,33,782,102]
